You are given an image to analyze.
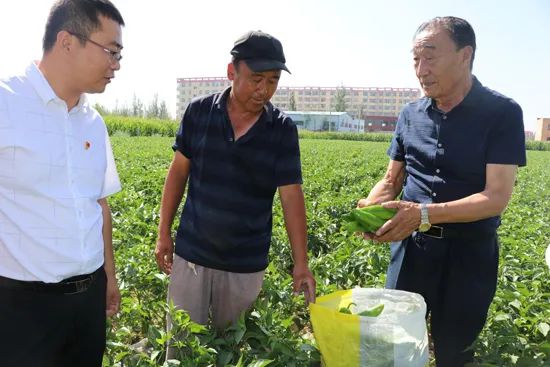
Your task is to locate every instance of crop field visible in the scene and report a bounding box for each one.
[104,135,549,367]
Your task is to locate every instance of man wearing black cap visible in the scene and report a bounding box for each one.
[155,30,315,358]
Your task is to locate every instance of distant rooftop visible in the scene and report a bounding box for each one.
[285,111,349,116]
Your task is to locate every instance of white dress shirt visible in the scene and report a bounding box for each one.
[0,63,121,282]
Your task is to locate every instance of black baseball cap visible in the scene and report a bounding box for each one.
[230,30,290,73]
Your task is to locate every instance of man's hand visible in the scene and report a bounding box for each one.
[155,234,174,274]
[292,265,316,305]
[105,276,121,317]
[371,200,421,242]
[356,198,381,209]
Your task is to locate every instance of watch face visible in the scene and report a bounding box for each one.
[418,223,431,232]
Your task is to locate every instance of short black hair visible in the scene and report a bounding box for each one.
[231,56,242,72]
[43,0,125,53]
[414,16,476,70]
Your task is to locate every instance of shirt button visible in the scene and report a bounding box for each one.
[438,143,443,148]
[432,192,437,197]
[442,115,447,120]
[436,169,440,173]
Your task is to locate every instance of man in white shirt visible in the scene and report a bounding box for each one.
[0,1,124,366]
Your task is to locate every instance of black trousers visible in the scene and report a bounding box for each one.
[0,269,107,367]
[386,232,499,367]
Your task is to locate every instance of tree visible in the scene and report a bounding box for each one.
[112,99,130,116]
[93,103,109,116]
[358,104,365,120]
[334,86,347,112]
[158,100,169,120]
[146,93,160,118]
[131,94,144,117]
[289,92,297,111]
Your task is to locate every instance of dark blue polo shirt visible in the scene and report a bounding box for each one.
[172,87,302,273]
[388,77,526,233]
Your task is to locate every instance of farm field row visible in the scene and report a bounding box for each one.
[105,136,550,367]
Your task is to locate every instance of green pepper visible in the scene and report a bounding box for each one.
[352,209,386,231]
[342,205,397,234]
[357,304,384,317]
[338,302,356,314]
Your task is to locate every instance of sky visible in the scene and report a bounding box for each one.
[2,0,549,132]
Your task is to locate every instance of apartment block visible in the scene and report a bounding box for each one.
[535,117,550,141]
[176,77,420,124]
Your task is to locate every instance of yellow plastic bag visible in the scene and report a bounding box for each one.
[309,288,429,367]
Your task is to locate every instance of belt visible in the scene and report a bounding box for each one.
[0,267,102,295]
[422,225,495,240]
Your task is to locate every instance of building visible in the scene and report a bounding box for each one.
[176,77,230,119]
[534,117,550,141]
[285,111,364,132]
[364,115,398,132]
[176,77,420,125]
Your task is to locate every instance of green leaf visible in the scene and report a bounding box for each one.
[509,299,521,310]
[247,360,274,367]
[538,322,550,337]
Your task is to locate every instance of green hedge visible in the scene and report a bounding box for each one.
[297,130,392,142]
[104,115,178,137]
[103,115,550,151]
[526,140,550,151]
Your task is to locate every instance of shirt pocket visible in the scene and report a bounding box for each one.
[69,132,106,199]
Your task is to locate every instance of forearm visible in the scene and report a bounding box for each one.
[429,191,512,224]
[158,167,187,237]
[365,178,403,203]
[279,186,308,268]
[99,199,116,280]
[362,160,405,205]
[429,164,517,225]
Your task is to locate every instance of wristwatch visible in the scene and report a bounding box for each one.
[418,203,431,232]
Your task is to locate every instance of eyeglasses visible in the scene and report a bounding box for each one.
[68,31,122,62]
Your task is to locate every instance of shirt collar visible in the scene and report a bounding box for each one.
[457,75,482,108]
[25,61,89,112]
[422,75,482,113]
[215,86,274,125]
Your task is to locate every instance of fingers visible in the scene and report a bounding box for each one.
[106,302,119,317]
[155,239,174,274]
[156,252,172,275]
[381,200,400,209]
[375,219,395,237]
[363,232,375,240]
[357,198,380,208]
[293,274,316,306]
[105,286,120,317]
[163,252,173,275]
[304,278,316,304]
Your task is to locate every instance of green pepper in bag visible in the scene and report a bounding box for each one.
[343,205,397,234]
[357,303,384,317]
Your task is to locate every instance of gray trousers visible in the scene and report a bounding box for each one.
[166,255,264,359]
